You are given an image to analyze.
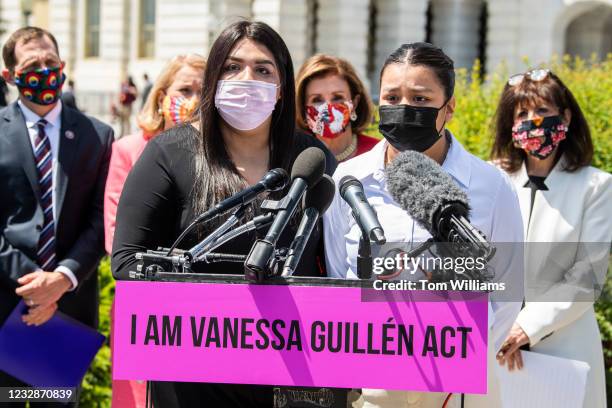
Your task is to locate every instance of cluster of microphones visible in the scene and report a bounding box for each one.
[133,146,495,282]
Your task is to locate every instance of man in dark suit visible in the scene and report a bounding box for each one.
[0,26,113,403]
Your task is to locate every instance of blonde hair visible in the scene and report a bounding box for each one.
[137,54,206,135]
[295,54,373,135]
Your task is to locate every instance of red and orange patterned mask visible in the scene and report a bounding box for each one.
[306,101,353,139]
[14,66,66,106]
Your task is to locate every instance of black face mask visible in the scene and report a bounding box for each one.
[378,102,448,152]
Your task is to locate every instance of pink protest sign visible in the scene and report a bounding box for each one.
[112,281,488,393]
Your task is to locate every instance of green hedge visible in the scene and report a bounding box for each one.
[365,56,612,173]
[81,55,612,406]
[81,258,113,407]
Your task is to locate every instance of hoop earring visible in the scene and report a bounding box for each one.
[350,111,357,121]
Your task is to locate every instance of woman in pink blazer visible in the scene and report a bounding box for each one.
[104,54,205,408]
[104,54,206,253]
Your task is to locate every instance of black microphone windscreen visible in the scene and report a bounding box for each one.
[263,168,289,191]
[303,174,336,214]
[291,147,326,187]
[385,150,469,230]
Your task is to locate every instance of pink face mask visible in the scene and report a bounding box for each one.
[215,80,278,131]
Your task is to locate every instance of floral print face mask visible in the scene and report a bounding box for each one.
[512,115,567,159]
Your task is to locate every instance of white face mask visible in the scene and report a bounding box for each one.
[214,80,278,131]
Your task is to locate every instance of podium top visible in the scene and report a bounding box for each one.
[129,270,370,288]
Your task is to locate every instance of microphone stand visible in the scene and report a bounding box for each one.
[281,207,319,278]
[132,205,249,279]
[448,214,496,261]
[244,194,299,282]
[130,250,248,280]
[357,224,372,279]
[201,213,275,255]
[130,249,191,279]
[187,204,248,262]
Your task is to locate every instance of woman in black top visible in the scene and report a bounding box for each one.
[111,21,335,407]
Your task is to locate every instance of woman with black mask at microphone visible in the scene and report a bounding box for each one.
[111,20,335,407]
[323,42,523,408]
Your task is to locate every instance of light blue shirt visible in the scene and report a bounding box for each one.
[323,133,524,350]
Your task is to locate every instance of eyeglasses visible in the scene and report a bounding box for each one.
[508,69,550,86]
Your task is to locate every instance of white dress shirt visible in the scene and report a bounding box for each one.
[323,133,524,351]
[18,100,78,289]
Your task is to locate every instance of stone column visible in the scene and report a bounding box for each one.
[315,0,370,82]
[0,0,25,48]
[207,0,253,47]
[487,0,564,75]
[49,0,78,77]
[486,0,520,74]
[374,0,429,92]
[252,0,310,69]
[71,0,131,120]
[430,0,484,69]
[156,0,212,58]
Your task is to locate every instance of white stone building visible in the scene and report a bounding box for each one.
[1,0,611,119]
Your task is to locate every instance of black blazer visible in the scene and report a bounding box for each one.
[111,125,337,280]
[0,101,113,328]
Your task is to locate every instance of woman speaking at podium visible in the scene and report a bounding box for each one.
[323,42,524,407]
[111,20,335,407]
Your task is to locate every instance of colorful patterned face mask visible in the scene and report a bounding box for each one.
[14,66,65,105]
[161,95,198,126]
[306,101,353,139]
[512,115,567,159]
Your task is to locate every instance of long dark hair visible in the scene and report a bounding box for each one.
[380,42,455,100]
[491,71,593,173]
[192,20,296,215]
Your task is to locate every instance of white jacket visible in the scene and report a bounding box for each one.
[506,157,611,408]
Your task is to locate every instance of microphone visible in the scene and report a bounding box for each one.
[385,150,495,260]
[244,147,326,282]
[166,168,288,256]
[339,176,386,244]
[281,174,335,277]
[194,168,289,224]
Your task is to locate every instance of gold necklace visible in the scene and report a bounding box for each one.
[335,134,358,162]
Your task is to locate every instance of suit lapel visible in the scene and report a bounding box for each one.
[530,156,567,242]
[56,107,80,218]
[513,162,531,239]
[3,103,41,201]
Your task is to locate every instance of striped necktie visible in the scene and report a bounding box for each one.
[34,118,57,270]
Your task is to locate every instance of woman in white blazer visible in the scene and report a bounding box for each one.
[491,69,611,408]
